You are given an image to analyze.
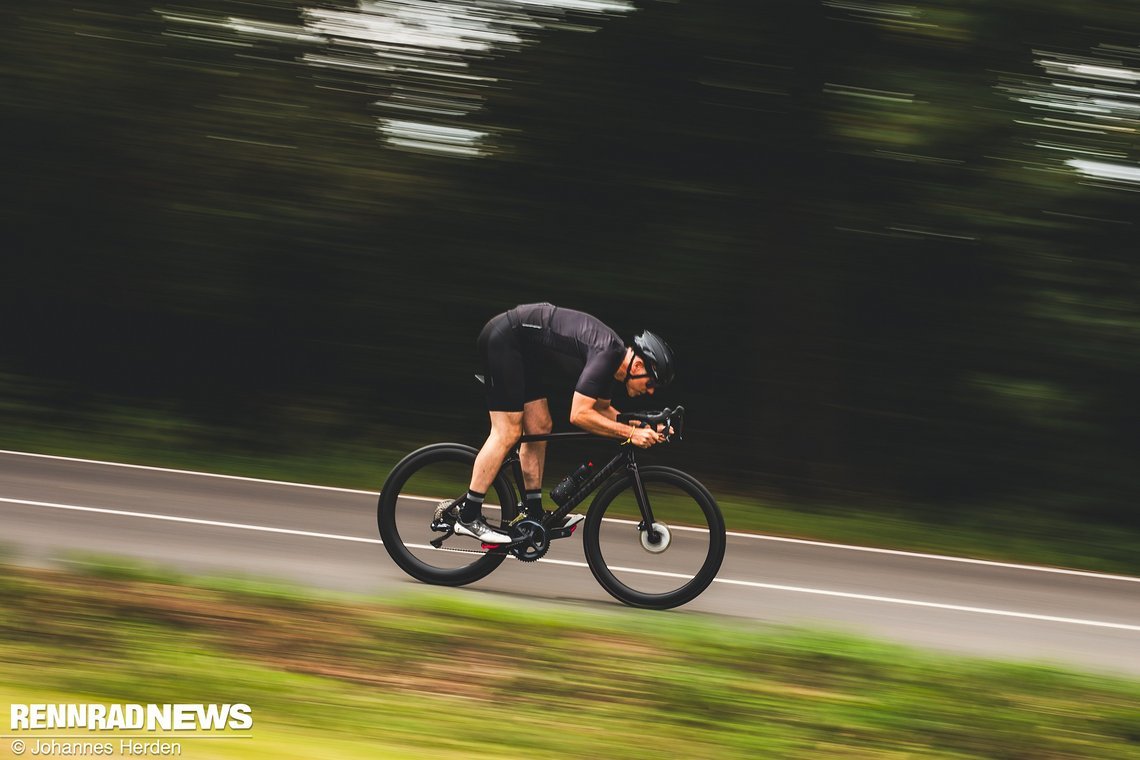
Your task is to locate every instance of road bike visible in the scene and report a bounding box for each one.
[377,406,725,609]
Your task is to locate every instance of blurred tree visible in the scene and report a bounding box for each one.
[2,0,1138,524]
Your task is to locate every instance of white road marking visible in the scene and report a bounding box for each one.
[3,495,1139,634]
[3,449,1138,583]
[0,497,382,544]
[707,578,1140,632]
[722,534,1140,583]
[0,449,380,495]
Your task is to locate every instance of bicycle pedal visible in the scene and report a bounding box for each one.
[547,526,576,540]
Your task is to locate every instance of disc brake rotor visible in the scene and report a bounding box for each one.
[640,522,672,553]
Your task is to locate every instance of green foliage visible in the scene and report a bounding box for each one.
[3,562,1140,759]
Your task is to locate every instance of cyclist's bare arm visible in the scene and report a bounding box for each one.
[593,398,619,422]
[569,392,663,448]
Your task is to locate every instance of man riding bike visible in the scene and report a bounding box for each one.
[453,302,677,545]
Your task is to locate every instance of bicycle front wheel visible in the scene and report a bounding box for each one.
[583,466,725,609]
[378,443,518,586]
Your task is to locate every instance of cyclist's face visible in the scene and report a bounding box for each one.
[625,358,656,397]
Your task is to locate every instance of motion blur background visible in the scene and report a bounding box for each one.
[3,0,1138,533]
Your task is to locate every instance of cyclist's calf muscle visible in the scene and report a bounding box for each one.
[469,412,522,493]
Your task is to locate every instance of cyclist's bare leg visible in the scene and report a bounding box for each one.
[469,411,523,494]
[520,398,552,490]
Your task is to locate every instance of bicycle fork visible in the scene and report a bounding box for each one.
[626,455,663,546]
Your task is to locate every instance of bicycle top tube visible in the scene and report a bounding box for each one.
[517,430,597,444]
[516,406,685,446]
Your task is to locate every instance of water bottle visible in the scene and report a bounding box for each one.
[551,460,594,506]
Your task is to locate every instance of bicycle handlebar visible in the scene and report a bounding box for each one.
[617,405,685,442]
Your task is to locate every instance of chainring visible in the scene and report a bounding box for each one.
[510,519,549,563]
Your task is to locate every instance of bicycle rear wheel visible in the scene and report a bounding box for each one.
[378,443,518,586]
[583,466,725,609]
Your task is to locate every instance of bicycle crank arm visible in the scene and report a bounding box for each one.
[546,525,577,540]
[480,535,530,551]
[482,529,573,552]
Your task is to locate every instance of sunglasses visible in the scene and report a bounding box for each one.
[627,366,658,389]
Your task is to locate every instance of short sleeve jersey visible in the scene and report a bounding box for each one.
[507,303,626,400]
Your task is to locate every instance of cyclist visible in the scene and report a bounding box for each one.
[454,302,676,544]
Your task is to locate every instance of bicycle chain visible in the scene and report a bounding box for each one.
[430,506,552,561]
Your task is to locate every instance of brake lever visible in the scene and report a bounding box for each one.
[665,405,685,443]
[648,407,677,443]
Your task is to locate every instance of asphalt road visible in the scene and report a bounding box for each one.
[2,450,1138,677]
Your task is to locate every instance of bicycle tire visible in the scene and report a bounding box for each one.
[378,443,518,586]
[582,466,725,609]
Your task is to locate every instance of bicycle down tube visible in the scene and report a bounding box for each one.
[512,431,656,532]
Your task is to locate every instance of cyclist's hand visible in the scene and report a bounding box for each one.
[629,425,664,448]
[644,422,674,437]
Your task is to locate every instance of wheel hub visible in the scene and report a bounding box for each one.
[640,522,672,553]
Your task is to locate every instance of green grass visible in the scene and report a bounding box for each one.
[1,559,1139,759]
[1,398,1138,577]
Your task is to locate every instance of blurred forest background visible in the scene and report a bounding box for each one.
[2,0,1138,530]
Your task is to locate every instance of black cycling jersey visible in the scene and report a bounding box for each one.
[477,303,626,412]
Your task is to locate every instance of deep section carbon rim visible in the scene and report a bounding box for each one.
[378,443,517,586]
[584,466,725,609]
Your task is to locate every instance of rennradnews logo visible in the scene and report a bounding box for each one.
[10,703,253,732]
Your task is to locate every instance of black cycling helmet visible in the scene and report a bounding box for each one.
[630,330,676,387]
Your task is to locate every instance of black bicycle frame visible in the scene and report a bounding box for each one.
[502,431,657,533]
